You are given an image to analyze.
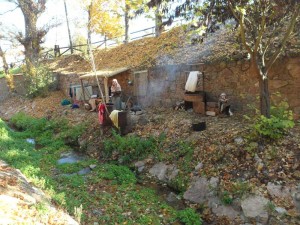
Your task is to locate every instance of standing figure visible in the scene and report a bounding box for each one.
[218,93,233,116]
[111,79,122,110]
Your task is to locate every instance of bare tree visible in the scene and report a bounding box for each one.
[0,45,9,75]
[6,0,47,68]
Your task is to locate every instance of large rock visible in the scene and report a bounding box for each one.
[241,195,269,220]
[149,162,179,182]
[183,177,219,204]
[267,182,291,199]
[208,197,241,220]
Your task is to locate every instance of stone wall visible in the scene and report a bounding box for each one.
[57,70,134,102]
[139,57,300,119]
[13,74,26,96]
[0,75,26,101]
[0,77,9,102]
[55,57,299,118]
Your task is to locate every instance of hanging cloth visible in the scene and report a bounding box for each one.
[109,110,120,128]
[98,103,106,125]
[185,71,199,92]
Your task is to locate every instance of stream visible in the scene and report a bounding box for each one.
[6,121,188,219]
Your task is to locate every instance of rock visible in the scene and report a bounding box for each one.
[166,192,179,203]
[77,167,91,175]
[234,137,244,145]
[26,138,35,145]
[194,162,203,171]
[292,191,300,212]
[256,211,269,225]
[241,195,269,219]
[92,209,103,216]
[275,207,287,215]
[149,163,179,182]
[212,204,240,220]
[138,115,149,126]
[89,164,97,170]
[134,161,145,173]
[209,177,219,189]
[267,182,291,199]
[183,177,219,204]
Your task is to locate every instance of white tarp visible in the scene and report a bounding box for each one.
[185,71,199,92]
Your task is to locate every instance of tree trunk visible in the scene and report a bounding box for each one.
[17,0,46,68]
[154,1,162,37]
[259,76,271,118]
[251,58,271,117]
[87,2,92,53]
[0,46,9,75]
[124,3,130,44]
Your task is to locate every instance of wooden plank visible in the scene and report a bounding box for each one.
[184,94,204,102]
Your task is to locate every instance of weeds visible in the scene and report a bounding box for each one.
[103,130,164,164]
[245,100,295,140]
[0,115,204,224]
[177,208,203,225]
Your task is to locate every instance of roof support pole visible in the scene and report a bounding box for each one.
[104,77,109,103]
[80,79,87,103]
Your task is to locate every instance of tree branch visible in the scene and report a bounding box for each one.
[254,1,266,53]
[266,3,300,74]
[228,0,253,55]
[0,5,19,16]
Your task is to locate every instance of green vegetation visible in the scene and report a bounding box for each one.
[177,208,203,225]
[220,191,233,205]
[103,130,164,164]
[103,131,196,193]
[22,64,56,98]
[0,67,22,77]
[220,180,253,202]
[0,113,203,224]
[245,101,295,140]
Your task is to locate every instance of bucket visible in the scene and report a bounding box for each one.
[192,122,206,131]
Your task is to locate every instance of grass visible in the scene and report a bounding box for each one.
[0,67,22,78]
[0,113,203,224]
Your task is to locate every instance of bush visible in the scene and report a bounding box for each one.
[22,64,57,98]
[254,102,294,139]
[103,130,161,164]
[177,208,202,225]
[246,101,295,140]
[97,164,137,185]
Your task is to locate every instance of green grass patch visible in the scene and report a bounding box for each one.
[0,114,203,224]
[103,130,165,164]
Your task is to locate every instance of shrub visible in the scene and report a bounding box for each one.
[103,130,160,164]
[97,164,137,185]
[177,208,202,225]
[22,64,57,98]
[246,101,295,140]
[220,191,233,205]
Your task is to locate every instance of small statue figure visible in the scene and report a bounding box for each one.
[218,93,233,116]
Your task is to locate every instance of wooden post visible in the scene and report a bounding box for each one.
[64,0,73,54]
[104,77,109,103]
[80,79,87,103]
[54,45,60,57]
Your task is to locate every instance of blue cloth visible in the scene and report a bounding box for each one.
[61,99,71,106]
[72,104,79,109]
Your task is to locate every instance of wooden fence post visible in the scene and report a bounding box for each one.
[54,45,60,57]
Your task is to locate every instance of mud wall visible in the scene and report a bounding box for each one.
[57,71,134,102]
[141,57,300,119]
[55,57,299,118]
[0,77,9,102]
